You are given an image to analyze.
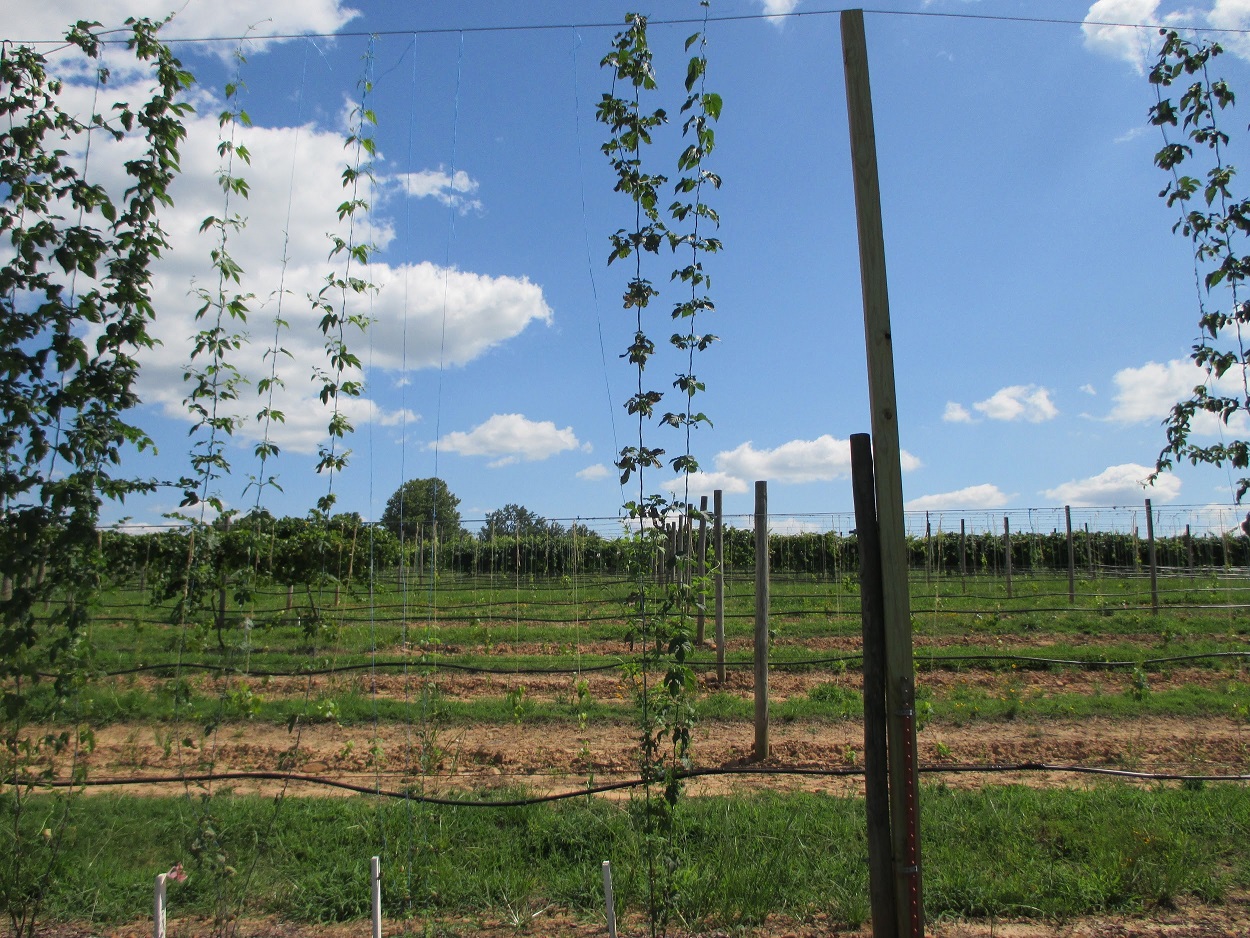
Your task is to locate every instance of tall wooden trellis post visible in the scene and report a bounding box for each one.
[842,10,924,937]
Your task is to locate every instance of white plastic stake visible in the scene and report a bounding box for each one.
[602,860,617,938]
[370,855,382,938]
[153,873,167,938]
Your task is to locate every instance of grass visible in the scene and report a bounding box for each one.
[9,567,1250,934]
[19,782,1250,930]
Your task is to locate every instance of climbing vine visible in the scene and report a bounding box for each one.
[0,19,192,937]
[598,9,720,935]
[311,43,377,518]
[182,46,252,516]
[1148,29,1250,499]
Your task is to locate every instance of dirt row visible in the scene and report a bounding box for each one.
[112,659,1249,705]
[55,711,1248,801]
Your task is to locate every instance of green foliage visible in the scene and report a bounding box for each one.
[0,18,192,938]
[480,503,560,539]
[598,13,723,931]
[310,45,377,517]
[1148,30,1250,499]
[180,42,253,515]
[380,477,463,537]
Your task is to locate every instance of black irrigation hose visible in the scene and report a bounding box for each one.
[48,649,1250,680]
[19,761,1250,807]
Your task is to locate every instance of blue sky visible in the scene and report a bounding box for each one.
[5,0,1250,531]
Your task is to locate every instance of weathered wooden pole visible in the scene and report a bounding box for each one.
[1185,523,1195,580]
[1065,505,1075,605]
[1145,498,1159,615]
[959,518,966,593]
[753,480,770,761]
[714,489,726,683]
[851,433,896,938]
[841,10,923,935]
[1003,516,1013,600]
[924,513,932,583]
[347,521,359,587]
[696,495,709,645]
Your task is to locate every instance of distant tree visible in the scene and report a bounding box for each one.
[381,478,462,537]
[480,503,563,539]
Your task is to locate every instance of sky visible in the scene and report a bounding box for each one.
[4,0,1250,533]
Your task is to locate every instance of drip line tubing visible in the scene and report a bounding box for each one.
[18,761,1250,807]
[48,649,1250,680]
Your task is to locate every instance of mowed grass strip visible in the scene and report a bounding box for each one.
[22,783,1250,929]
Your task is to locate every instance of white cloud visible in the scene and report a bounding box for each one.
[1082,0,1162,72]
[972,385,1058,423]
[1114,126,1149,144]
[48,76,550,459]
[1209,0,1250,59]
[3,2,360,76]
[906,484,1013,511]
[1042,462,1182,505]
[712,435,921,486]
[1106,358,1250,435]
[770,517,827,535]
[576,464,611,481]
[659,471,750,497]
[435,414,582,466]
[943,402,974,424]
[394,168,483,214]
[5,3,359,40]
[1081,383,1098,395]
[755,0,801,16]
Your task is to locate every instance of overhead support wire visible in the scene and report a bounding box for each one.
[23,10,1249,49]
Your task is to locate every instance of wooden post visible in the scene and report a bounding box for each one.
[418,523,425,588]
[753,480,770,761]
[346,522,359,588]
[216,517,231,641]
[842,11,923,935]
[696,495,709,645]
[1065,505,1075,605]
[924,513,932,584]
[851,433,897,938]
[714,489,726,684]
[1003,516,1013,600]
[1186,523,1194,580]
[1086,523,1094,578]
[959,518,966,593]
[683,512,694,590]
[180,530,195,627]
[1145,499,1159,615]
[370,855,382,938]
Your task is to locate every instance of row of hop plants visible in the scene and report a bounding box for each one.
[88,521,1250,596]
